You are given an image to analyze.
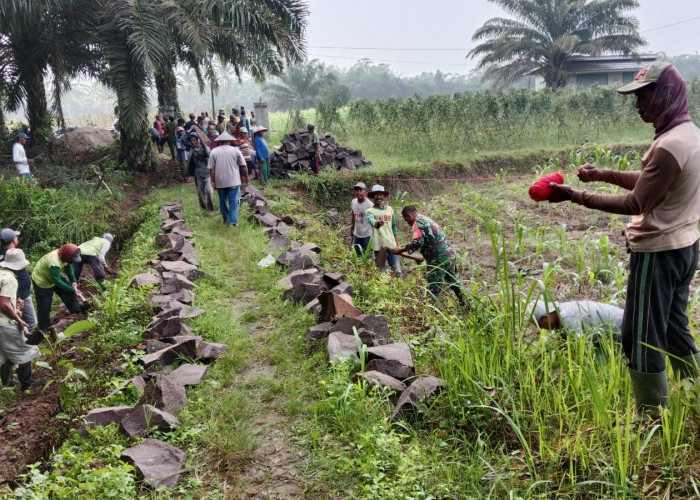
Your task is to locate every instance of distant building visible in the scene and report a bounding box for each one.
[522,54,658,89]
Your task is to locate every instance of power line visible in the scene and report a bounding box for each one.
[309,46,468,51]
[641,15,700,33]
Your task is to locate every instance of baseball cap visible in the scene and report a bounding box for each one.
[0,228,20,243]
[616,61,672,94]
[354,182,367,190]
[17,132,29,140]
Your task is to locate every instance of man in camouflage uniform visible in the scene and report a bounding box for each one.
[391,206,466,304]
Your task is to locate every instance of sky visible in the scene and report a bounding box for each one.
[306,0,700,76]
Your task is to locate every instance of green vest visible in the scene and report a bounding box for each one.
[79,237,108,256]
[32,249,66,289]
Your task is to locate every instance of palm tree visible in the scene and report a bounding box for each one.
[468,0,645,90]
[265,60,334,111]
[154,0,308,116]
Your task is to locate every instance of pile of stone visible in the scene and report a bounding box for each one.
[269,129,372,177]
[77,200,229,488]
[244,189,446,421]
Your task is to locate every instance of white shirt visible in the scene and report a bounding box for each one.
[12,142,30,175]
[208,145,245,188]
[351,198,374,238]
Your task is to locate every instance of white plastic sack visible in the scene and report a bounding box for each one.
[257,254,276,268]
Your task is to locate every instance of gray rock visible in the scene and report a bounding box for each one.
[277,268,319,290]
[140,339,198,368]
[282,272,326,303]
[159,261,204,281]
[274,222,292,235]
[255,213,281,228]
[357,315,392,343]
[304,297,322,315]
[357,327,389,347]
[131,375,147,391]
[80,406,133,436]
[305,322,334,343]
[152,304,204,322]
[170,225,194,238]
[131,273,161,288]
[146,339,171,354]
[160,273,196,294]
[327,332,359,363]
[323,272,346,288]
[266,233,291,251]
[120,405,180,439]
[353,371,406,393]
[144,317,193,340]
[197,341,229,362]
[139,374,188,412]
[168,364,208,387]
[390,376,446,421]
[330,282,354,296]
[318,292,362,323]
[165,289,196,304]
[364,359,415,381]
[121,438,187,488]
[332,316,364,336]
[294,242,322,254]
[367,343,414,370]
[276,249,318,270]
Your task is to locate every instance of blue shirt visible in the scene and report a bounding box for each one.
[254,135,269,159]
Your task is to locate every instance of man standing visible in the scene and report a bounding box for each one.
[0,229,37,333]
[208,131,248,227]
[0,249,43,390]
[307,123,320,175]
[76,233,114,288]
[350,182,373,256]
[13,132,33,179]
[549,61,700,416]
[162,115,177,160]
[186,133,215,213]
[391,206,466,304]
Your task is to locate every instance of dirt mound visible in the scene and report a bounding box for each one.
[54,126,116,153]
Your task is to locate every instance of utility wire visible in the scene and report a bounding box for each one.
[309,53,477,68]
[641,15,700,32]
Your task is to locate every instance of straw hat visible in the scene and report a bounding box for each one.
[216,131,236,142]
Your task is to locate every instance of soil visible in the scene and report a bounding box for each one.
[0,154,184,486]
[224,291,308,499]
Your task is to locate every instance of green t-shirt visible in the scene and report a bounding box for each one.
[79,237,108,257]
[308,131,320,153]
[32,249,75,291]
[366,205,398,251]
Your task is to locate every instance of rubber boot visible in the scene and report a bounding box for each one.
[628,368,668,418]
[1,363,16,387]
[16,363,45,391]
[669,352,700,380]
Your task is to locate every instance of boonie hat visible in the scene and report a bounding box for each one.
[0,228,20,243]
[102,233,114,243]
[617,61,672,94]
[354,182,367,190]
[0,248,30,271]
[368,184,390,197]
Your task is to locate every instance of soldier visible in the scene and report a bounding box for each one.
[391,206,466,304]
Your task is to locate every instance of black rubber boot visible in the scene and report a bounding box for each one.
[669,352,700,380]
[1,363,16,387]
[17,363,45,391]
[628,368,669,418]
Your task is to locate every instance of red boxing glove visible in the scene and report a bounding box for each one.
[528,172,565,202]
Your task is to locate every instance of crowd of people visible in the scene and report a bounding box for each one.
[0,229,113,390]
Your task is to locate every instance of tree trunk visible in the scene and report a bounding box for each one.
[155,63,179,117]
[22,61,52,146]
[119,126,154,172]
[0,106,6,135]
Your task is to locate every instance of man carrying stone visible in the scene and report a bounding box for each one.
[208,131,248,227]
[391,206,466,305]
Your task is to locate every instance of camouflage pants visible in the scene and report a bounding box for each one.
[426,257,464,302]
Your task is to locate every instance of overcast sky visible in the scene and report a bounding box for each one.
[306,0,700,76]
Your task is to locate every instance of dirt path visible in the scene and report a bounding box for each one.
[227,290,308,499]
